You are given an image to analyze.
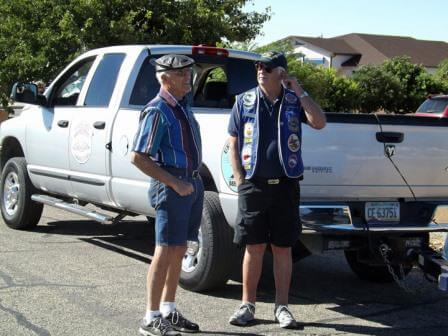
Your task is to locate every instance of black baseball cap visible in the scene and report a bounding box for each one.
[258,51,288,70]
[150,54,195,72]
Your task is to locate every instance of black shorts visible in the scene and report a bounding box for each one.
[234,177,301,247]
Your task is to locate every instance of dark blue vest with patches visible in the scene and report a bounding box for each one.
[236,87,304,179]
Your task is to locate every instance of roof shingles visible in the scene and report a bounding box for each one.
[288,33,448,68]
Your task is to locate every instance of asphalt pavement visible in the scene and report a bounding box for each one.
[1,206,448,336]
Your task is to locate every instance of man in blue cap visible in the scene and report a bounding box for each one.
[131,54,203,336]
[228,51,326,329]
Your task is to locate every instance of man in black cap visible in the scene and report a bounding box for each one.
[131,54,203,336]
[228,51,326,328]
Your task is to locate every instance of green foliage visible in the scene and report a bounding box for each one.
[0,0,270,106]
[382,56,428,112]
[287,59,358,112]
[255,38,294,55]
[352,65,401,113]
[205,67,227,82]
[326,74,360,112]
[435,58,448,83]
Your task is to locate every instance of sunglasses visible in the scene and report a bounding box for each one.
[255,62,274,73]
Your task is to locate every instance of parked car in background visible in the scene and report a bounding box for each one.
[415,94,448,117]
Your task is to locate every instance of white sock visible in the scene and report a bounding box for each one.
[160,302,176,317]
[144,310,161,323]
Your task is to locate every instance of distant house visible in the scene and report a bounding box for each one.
[281,33,448,75]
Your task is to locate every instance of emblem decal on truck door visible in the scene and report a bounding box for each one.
[221,140,237,193]
[70,121,93,164]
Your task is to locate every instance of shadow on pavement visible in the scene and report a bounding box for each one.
[32,218,448,336]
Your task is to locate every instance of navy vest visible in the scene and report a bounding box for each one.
[235,87,304,179]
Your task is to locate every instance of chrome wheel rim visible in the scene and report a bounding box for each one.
[3,171,20,216]
[182,228,202,273]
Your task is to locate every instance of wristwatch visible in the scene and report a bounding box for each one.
[299,91,309,99]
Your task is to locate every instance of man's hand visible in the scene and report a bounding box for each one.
[172,179,194,196]
[282,76,303,94]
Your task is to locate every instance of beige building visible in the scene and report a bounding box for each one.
[281,33,448,75]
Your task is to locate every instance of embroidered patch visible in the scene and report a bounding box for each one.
[287,116,299,132]
[285,93,297,104]
[242,145,252,165]
[288,154,298,168]
[287,134,301,153]
[244,123,254,138]
[243,91,256,107]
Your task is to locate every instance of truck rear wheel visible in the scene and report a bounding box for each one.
[0,157,43,229]
[344,250,412,283]
[179,191,240,292]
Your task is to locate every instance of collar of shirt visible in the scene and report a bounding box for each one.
[258,86,284,112]
[158,88,189,109]
[158,88,178,108]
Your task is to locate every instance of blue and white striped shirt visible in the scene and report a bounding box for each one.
[132,89,202,172]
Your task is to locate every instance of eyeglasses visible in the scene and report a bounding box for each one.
[170,67,193,77]
[255,62,274,73]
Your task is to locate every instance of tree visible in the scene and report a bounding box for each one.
[435,59,448,89]
[325,74,360,112]
[382,56,430,113]
[0,0,270,106]
[352,65,401,113]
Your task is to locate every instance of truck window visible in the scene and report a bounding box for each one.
[52,58,95,106]
[129,57,160,106]
[84,53,126,107]
[130,55,257,108]
[193,58,257,108]
[194,67,231,108]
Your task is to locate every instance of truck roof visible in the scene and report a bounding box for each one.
[80,45,262,62]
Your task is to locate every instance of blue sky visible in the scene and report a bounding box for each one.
[245,0,448,46]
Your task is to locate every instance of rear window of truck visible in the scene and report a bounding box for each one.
[129,55,257,108]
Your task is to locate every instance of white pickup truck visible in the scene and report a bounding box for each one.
[1,45,448,292]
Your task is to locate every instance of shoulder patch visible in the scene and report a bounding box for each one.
[285,93,297,104]
[243,91,256,107]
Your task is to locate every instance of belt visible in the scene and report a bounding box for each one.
[162,166,200,178]
[250,176,290,185]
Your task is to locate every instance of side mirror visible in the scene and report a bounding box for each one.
[10,82,38,104]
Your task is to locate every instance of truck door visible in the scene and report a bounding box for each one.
[68,53,126,205]
[26,57,96,196]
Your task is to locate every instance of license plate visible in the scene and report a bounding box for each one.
[365,202,400,224]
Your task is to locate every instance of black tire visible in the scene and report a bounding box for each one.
[344,250,412,283]
[179,191,240,292]
[0,157,43,230]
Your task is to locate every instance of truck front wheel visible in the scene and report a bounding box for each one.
[179,191,240,292]
[344,250,412,283]
[0,157,43,229]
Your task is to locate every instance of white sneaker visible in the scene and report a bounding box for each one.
[229,303,255,326]
[274,305,297,329]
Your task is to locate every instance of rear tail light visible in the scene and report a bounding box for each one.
[192,46,229,57]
